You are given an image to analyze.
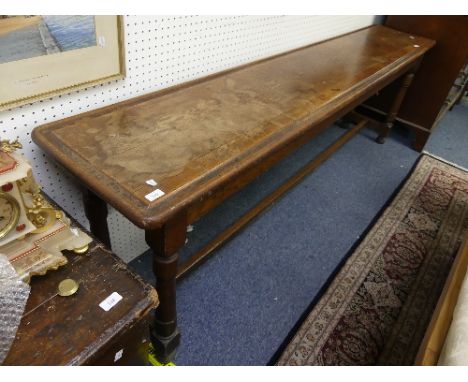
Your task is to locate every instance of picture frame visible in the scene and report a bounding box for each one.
[0,15,125,111]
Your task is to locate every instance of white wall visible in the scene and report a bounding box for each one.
[0,15,381,261]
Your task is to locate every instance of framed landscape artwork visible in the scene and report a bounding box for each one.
[0,15,125,110]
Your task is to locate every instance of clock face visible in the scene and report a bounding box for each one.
[0,192,20,239]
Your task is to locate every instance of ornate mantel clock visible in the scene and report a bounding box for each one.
[0,139,91,281]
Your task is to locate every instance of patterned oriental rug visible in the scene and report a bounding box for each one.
[276,154,468,365]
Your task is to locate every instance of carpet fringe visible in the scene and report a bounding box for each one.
[422,151,468,173]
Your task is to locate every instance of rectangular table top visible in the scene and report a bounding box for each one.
[33,25,434,229]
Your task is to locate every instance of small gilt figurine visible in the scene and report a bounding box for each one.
[0,139,22,154]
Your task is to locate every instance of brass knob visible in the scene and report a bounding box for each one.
[58,278,79,297]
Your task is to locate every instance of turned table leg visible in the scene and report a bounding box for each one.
[376,63,420,144]
[82,188,112,248]
[145,212,187,364]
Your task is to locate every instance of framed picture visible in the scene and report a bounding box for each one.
[0,15,125,111]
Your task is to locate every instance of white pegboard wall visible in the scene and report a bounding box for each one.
[0,15,381,262]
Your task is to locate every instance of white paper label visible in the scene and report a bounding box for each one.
[145,188,165,202]
[99,292,123,311]
[146,179,158,186]
[98,36,106,47]
[114,349,124,362]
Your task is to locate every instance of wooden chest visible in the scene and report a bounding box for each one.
[3,202,158,365]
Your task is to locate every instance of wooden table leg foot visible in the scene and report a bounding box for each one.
[376,122,392,144]
[149,326,181,364]
[376,135,386,144]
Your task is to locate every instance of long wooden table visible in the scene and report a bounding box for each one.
[32,25,435,363]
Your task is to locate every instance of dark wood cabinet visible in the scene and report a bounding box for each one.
[363,16,468,151]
